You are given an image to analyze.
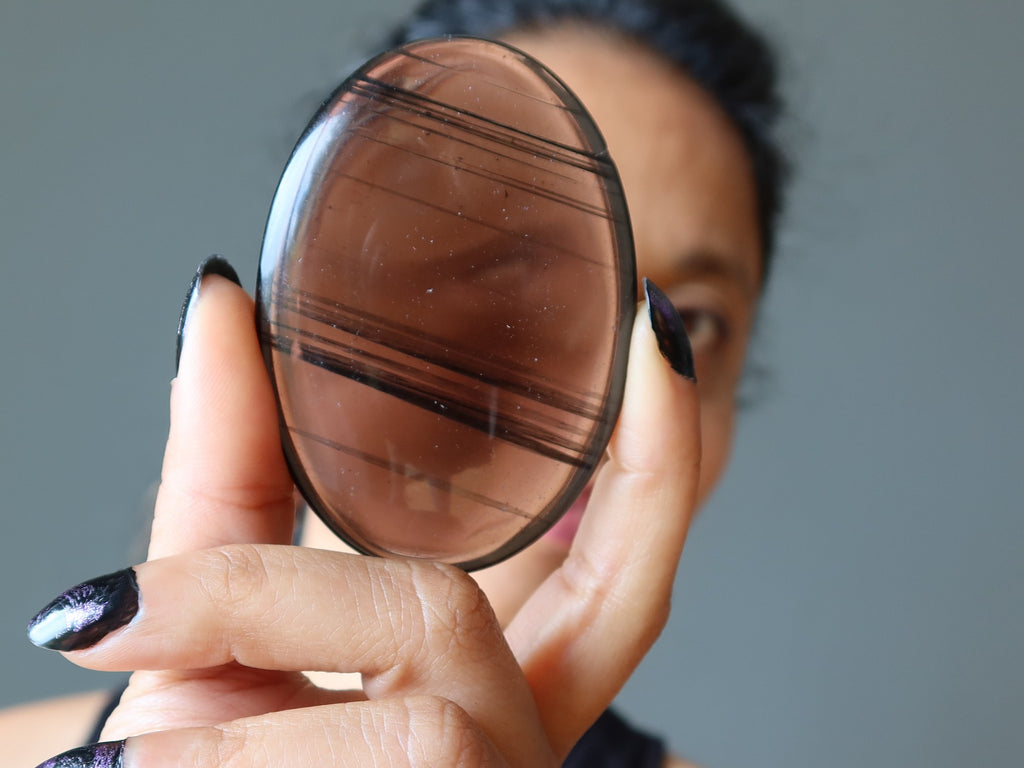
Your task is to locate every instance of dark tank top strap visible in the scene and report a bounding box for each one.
[563,708,665,767]
[86,679,129,745]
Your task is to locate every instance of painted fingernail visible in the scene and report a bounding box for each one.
[175,255,242,372]
[34,740,125,768]
[643,278,697,381]
[27,569,139,652]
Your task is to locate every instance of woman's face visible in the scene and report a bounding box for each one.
[472,25,764,620]
[303,24,763,624]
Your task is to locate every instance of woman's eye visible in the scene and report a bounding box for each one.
[677,308,727,352]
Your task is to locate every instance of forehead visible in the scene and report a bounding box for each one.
[505,25,763,294]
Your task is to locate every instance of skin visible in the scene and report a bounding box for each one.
[2,24,762,768]
[476,25,762,626]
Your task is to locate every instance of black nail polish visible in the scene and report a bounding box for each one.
[27,569,139,652]
[175,255,242,372]
[34,740,125,768]
[643,278,697,381]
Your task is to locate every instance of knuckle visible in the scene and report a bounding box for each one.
[408,562,500,654]
[220,724,273,768]
[404,695,498,768]
[559,547,616,614]
[649,591,672,635]
[561,548,673,648]
[158,471,294,521]
[196,543,276,614]
[187,722,258,768]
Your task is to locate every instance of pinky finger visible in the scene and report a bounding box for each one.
[35,698,513,768]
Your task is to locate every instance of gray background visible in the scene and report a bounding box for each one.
[2,0,1022,766]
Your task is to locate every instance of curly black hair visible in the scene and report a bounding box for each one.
[383,0,789,281]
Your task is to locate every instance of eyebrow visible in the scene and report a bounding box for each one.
[673,249,760,300]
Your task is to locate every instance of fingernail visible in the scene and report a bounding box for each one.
[176,255,242,372]
[27,569,139,652]
[643,278,697,381]
[34,740,125,768]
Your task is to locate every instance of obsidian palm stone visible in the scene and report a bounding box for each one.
[257,37,635,570]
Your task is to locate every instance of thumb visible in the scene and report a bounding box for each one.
[148,258,295,560]
[507,282,701,753]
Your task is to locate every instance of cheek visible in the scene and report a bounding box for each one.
[695,397,736,508]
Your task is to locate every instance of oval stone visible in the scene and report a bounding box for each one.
[257,37,635,570]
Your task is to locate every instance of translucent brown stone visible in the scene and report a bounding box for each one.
[257,37,635,570]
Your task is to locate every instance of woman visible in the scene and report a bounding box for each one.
[4,0,786,765]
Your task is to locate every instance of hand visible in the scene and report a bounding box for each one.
[30,269,700,766]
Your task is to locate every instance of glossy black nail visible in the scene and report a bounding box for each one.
[27,569,139,652]
[175,255,242,372]
[643,278,697,381]
[33,740,125,768]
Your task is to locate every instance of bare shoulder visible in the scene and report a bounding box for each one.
[0,690,109,767]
